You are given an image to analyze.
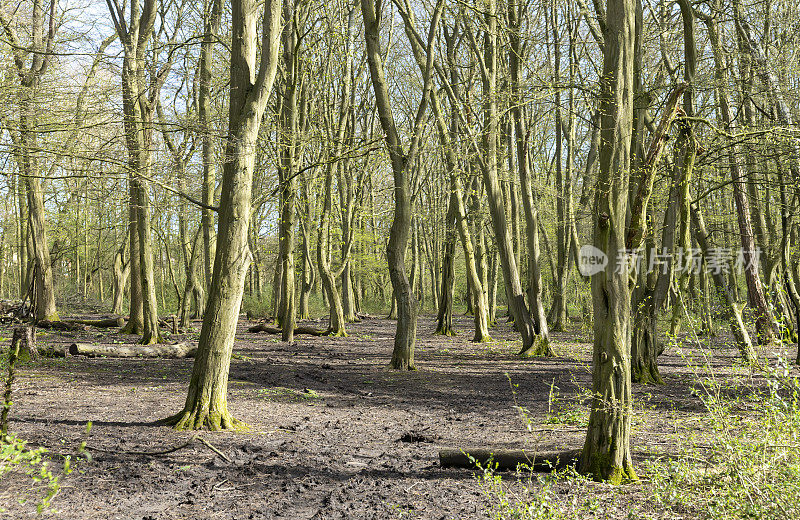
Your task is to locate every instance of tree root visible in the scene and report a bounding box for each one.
[157,408,251,432]
[518,335,554,357]
[86,434,231,462]
[119,320,143,335]
[434,327,458,337]
[387,360,416,371]
[471,332,491,343]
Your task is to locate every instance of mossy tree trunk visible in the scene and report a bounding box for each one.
[474,0,543,356]
[161,0,282,431]
[1,0,60,323]
[105,0,173,344]
[392,9,493,342]
[578,0,638,484]
[549,1,568,332]
[508,0,550,350]
[276,0,300,343]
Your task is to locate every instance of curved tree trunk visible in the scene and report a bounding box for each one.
[361,0,442,370]
[161,0,282,431]
[477,0,540,354]
[508,0,550,352]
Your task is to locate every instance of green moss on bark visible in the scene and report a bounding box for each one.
[518,335,554,357]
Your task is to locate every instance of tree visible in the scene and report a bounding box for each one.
[0,0,60,322]
[161,0,283,430]
[361,0,442,369]
[105,0,181,344]
[578,0,638,484]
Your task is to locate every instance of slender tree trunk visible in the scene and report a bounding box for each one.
[435,193,457,336]
[200,0,222,291]
[477,0,540,354]
[361,0,442,369]
[508,0,550,351]
[298,181,315,320]
[550,1,569,331]
[276,0,299,342]
[691,203,756,361]
[112,236,130,315]
[19,96,59,322]
[704,15,776,345]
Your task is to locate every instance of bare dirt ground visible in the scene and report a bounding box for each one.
[0,312,759,519]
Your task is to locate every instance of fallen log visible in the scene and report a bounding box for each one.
[38,345,70,358]
[36,320,88,331]
[158,315,179,333]
[439,448,580,472]
[68,342,196,358]
[65,317,125,328]
[247,324,325,336]
[0,300,30,321]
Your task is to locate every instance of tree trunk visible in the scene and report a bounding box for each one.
[691,203,756,361]
[550,1,569,332]
[277,0,299,343]
[361,0,442,369]
[578,0,638,484]
[435,192,457,336]
[704,15,776,345]
[508,0,550,351]
[200,0,222,291]
[161,0,282,431]
[477,0,540,355]
[112,236,130,315]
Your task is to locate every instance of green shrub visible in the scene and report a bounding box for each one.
[0,433,62,514]
[648,353,800,518]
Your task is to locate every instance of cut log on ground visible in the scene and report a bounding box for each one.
[439,448,580,471]
[68,342,196,358]
[65,317,126,328]
[248,324,325,336]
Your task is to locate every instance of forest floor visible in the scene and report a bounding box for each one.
[0,311,777,519]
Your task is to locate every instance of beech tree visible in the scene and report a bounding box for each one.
[578,0,637,483]
[161,0,282,430]
[0,0,60,322]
